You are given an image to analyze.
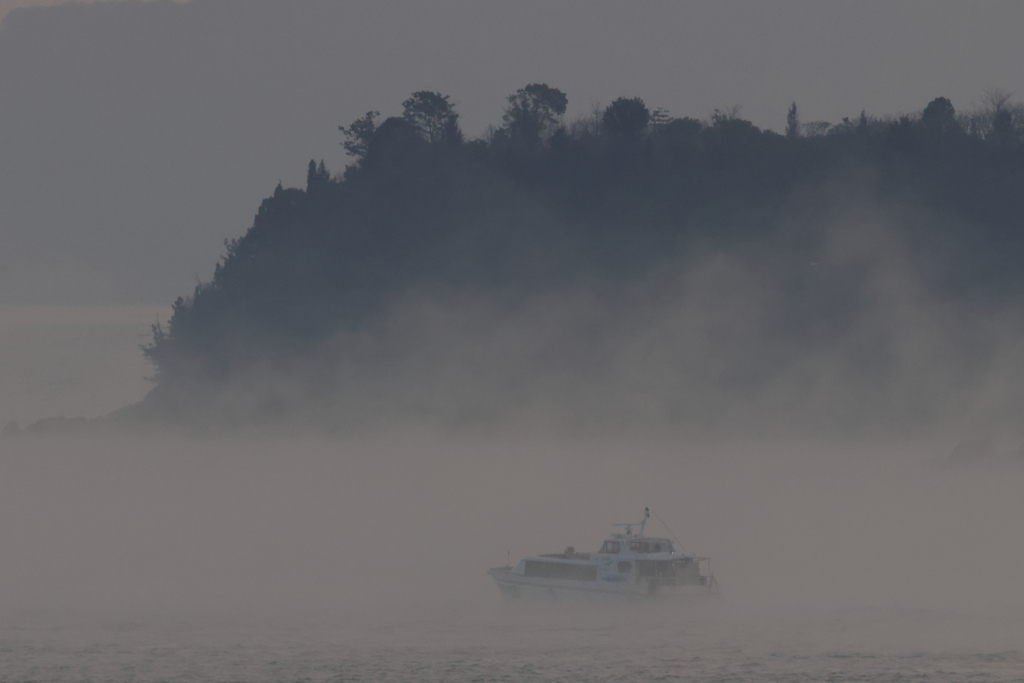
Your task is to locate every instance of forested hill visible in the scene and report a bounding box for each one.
[130,87,1024,434]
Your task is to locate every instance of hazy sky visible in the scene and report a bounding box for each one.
[1,0,1022,307]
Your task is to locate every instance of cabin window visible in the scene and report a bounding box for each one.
[524,560,598,581]
[617,561,632,573]
[638,560,677,578]
[599,541,621,554]
[629,540,673,554]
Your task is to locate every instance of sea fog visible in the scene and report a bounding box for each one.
[3,427,1024,618]
[1,427,1023,681]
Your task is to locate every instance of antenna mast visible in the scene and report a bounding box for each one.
[612,507,650,537]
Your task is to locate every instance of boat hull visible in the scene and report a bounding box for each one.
[488,566,719,601]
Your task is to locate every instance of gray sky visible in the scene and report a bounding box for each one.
[1,0,1023,306]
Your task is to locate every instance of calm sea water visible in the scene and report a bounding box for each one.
[3,604,1021,682]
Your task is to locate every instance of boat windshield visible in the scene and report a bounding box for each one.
[599,540,621,554]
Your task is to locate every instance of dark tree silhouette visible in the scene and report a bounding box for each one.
[306,159,331,193]
[502,83,568,149]
[339,110,379,158]
[921,97,959,137]
[785,102,800,139]
[363,117,425,168]
[602,97,651,142]
[402,91,462,145]
[992,109,1018,147]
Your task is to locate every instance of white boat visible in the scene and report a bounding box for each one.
[488,508,720,599]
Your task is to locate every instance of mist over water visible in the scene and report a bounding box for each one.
[3,432,1022,616]
[1,427,1022,680]
[0,305,165,427]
